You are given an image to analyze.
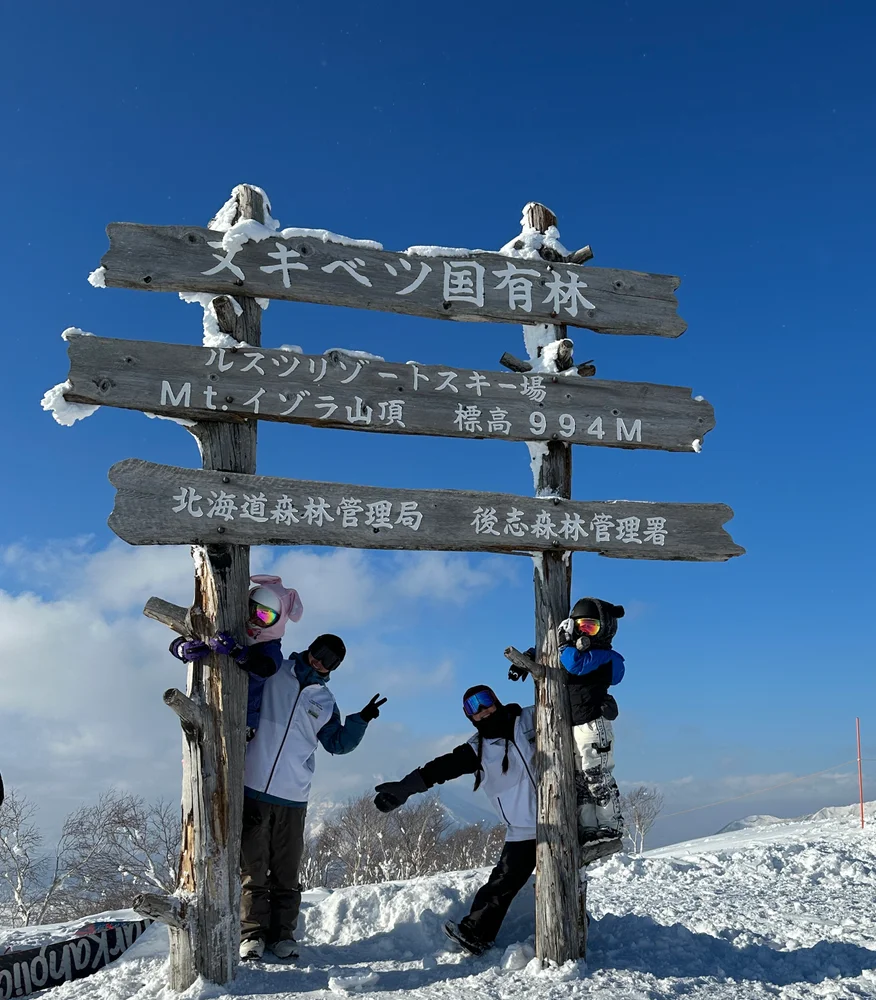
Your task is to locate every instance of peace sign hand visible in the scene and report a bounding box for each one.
[360,694,387,722]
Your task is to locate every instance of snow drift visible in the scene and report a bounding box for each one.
[10,801,876,1000]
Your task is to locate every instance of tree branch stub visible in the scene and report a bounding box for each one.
[504,645,546,681]
[163,688,204,734]
[134,892,187,929]
[144,597,192,636]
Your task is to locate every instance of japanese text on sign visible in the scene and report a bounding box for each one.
[201,242,598,322]
[170,485,667,546]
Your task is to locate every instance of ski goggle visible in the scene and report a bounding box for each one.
[309,642,343,671]
[575,618,601,636]
[249,602,280,627]
[463,689,498,719]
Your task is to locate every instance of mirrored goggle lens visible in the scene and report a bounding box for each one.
[250,603,280,626]
[311,644,341,671]
[463,690,497,718]
[575,618,601,636]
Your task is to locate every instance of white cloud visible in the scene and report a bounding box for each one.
[0,539,506,835]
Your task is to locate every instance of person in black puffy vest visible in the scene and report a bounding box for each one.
[509,596,626,851]
[558,596,626,846]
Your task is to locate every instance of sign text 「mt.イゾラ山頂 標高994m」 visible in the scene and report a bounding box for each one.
[63,335,714,451]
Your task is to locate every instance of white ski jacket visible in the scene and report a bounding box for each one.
[466,705,538,842]
[244,654,367,804]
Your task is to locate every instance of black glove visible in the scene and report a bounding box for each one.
[374,769,428,812]
[359,694,387,722]
[509,647,536,682]
[600,694,619,721]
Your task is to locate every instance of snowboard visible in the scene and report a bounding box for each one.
[579,836,623,866]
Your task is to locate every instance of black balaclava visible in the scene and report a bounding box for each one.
[463,685,509,739]
[463,685,517,791]
[569,597,625,650]
[308,634,346,671]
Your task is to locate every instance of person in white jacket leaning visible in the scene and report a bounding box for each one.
[239,633,386,961]
[374,684,535,956]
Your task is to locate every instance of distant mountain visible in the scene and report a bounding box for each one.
[715,814,787,834]
[716,799,876,835]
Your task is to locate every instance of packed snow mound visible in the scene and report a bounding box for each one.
[28,805,876,1000]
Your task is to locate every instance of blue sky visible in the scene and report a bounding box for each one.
[2,1,874,845]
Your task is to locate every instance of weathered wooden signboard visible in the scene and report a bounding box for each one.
[108,459,742,560]
[64,335,714,452]
[45,186,741,990]
[97,223,686,337]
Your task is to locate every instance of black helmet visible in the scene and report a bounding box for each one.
[308,634,346,671]
[569,597,625,649]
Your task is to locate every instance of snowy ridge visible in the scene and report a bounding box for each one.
[716,801,876,836]
[27,800,876,999]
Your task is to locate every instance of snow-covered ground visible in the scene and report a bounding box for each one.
[18,803,876,1000]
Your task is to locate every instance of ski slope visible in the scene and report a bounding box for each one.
[29,802,876,999]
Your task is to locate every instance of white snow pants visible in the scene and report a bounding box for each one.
[572,717,623,835]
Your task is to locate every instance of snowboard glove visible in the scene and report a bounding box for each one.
[557,618,576,647]
[208,631,249,664]
[359,694,387,722]
[600,694,619,721]
[374,769,428,813]
[575,634,591,652]
[169,637,211,663]
[509,647,536,682]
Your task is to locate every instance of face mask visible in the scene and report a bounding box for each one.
[472,708,509,739]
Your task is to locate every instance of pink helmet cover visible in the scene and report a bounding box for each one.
[246,574,304,642]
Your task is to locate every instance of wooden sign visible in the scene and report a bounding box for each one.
[98,224,686,338]
[64,335,714,452]
[108,459,744,561]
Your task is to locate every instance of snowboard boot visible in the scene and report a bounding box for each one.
[443,920,492,956]
[239,938,265,961]
[270,939,299,960]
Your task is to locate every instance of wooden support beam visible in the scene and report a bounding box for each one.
[144,597,191,635]
[134,893,187,929]
[163,688,204,734]
[519,203,587,966]
[163,185,265,993]
[504,645,546,681]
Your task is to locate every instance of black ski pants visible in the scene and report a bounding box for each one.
[240,796,307,944]
[460,838,536,944]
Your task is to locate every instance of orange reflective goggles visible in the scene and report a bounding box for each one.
[575,618,601,636]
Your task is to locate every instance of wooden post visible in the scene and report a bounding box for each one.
[158,186,264,991]
[520,202,586,963]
